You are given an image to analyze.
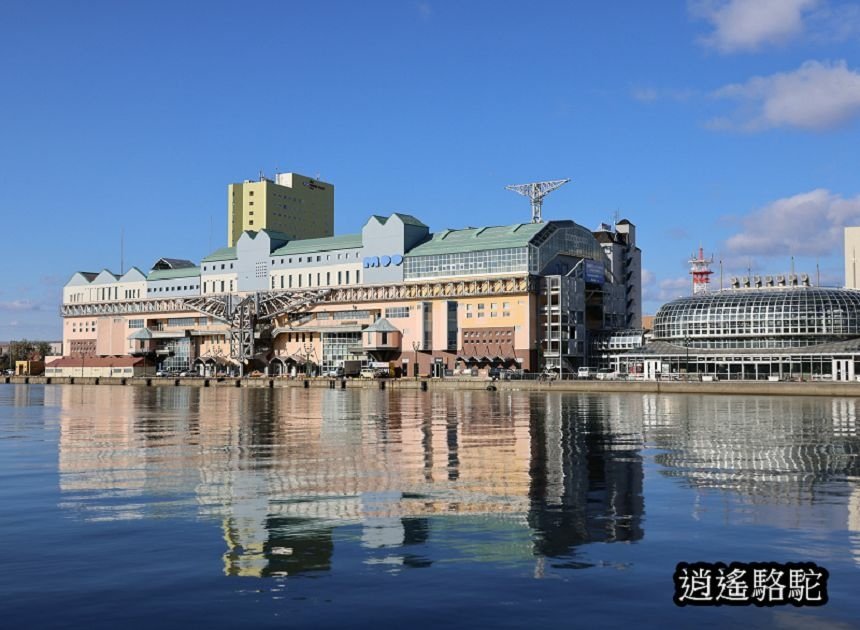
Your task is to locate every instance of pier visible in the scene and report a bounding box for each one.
[5,374,860,397]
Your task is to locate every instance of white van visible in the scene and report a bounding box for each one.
[577,367,595,379]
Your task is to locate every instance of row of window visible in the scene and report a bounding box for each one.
[271,269,360,289]
[148,284,199,293]
[404,247,529,280]
[204,280,234,294]
[466,311,511,319]
[464,302,511,310]
[203,263,234,272]
[463,330,513,338]
[71,320,97,333]
[270,251,361,266]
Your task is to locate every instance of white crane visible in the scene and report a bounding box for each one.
[505,179,571,223]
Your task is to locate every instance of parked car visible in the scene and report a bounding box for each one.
[360,368,376,379]
[577,367,595,379]
[325,367,345,378]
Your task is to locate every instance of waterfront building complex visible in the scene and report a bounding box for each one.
[58,172,642,377]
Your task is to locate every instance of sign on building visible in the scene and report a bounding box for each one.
[584,259,605,285]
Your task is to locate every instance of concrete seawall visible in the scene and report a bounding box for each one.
[3,374,860,397]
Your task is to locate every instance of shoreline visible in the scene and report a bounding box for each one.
[4,374,860,397]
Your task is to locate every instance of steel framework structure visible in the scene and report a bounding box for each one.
[505,179,571,223]
[182,289,332,368]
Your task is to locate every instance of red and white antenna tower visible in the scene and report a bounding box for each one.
[689,247,714,294]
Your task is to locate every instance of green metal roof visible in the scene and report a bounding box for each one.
[406,222,546,257]
[201,246,237,262]
[272,233,363,256]
[370,213,427,228]
[147,266,201,281]
[364,317,399,333]
[391,213,427,227]
[242,228,292,243]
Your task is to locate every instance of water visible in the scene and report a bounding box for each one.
[0,384,858,628]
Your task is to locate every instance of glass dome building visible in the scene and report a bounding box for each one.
[653,287,860,349]
[616,286,860,381]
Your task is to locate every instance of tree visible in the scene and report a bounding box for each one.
[9,340,36,362]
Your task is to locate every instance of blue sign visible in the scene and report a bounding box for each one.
[363,255,403,268]
[584,259,605,285]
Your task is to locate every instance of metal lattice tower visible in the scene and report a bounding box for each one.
[689,247,714,295]
[505,179,571,223]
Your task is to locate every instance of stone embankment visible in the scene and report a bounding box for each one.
[4,374,860,397]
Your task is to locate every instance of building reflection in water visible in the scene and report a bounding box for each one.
[55,386,648,576]
[55,386,860,576]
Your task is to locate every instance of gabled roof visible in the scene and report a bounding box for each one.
[66,271,99,286]
[148,267,201,281]
[406,222,547,257]
[391,213,427,227]
[120,267,147,282]
[91,269,121,284]
[364,317,399,333]
[127,328,154,340]
[258,228,292,242]
[152,258,196,270]
[272,233,362,256]
[201,246,237,263]
[366,213,427,228]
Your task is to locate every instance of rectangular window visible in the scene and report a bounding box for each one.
[168,317,196,327]
[326,272,331,285]
[346,270,350,284]
[384,307,410,318]
[338,271,342,284]
[128,319,144,329]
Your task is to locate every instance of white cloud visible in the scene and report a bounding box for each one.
[724,189,860,257]
[0,300,40,312]
[632,87,658,103]
[631,86,697,104]
[691,0,818,53]
[711,60,860,131]
[643,272,692,303]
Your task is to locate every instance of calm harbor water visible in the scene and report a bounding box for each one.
[0,384,858,628]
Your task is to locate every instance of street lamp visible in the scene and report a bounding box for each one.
[412,340,420,379]
[303,341,314,377]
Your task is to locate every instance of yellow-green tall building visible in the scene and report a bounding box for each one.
[227,172,334,246]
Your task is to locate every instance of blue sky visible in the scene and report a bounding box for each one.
[2,0,860,339]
